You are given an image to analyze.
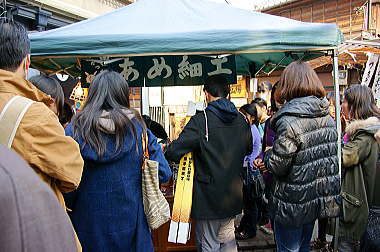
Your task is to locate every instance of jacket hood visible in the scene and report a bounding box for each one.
[98,109,136,133]
[272,96,329,126]
[346,117,380,137]
[206,98,238,123]
[0,69,53,106]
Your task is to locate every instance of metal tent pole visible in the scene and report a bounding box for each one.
[332,49,342,252]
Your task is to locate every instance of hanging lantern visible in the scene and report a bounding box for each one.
[70,82,88,110]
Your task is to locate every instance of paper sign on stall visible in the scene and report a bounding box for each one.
[372,59,380,106]
[168,152,195,244]
[361,53,380,86]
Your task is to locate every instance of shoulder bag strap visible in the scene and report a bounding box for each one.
[0,96,34,148]
[141,131,150,169]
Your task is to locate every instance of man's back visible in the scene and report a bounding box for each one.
[166,98,252,219]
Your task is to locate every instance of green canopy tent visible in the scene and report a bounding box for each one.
[29,0,343,79]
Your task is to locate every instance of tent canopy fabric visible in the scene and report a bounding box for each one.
[29,0,344,78]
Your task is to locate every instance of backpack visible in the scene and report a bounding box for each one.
[0,96,34,148]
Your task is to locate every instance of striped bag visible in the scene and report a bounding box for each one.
[141,132,170,230]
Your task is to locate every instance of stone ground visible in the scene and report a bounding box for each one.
[237,228,276,252]
[237,229,332,252]
[235,216,334,252]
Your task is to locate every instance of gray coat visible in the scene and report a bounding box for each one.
[264,96,341,227]
[0,145,77,252]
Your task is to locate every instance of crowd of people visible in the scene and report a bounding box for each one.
[1,19,380,252]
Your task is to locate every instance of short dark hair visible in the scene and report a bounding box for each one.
[59,102,74,126]
[270,84,279,113]
[204,75,230,98]
[274,61,326,103]
[0,20,30,71]
[240,104,258,125]
[29,74,64,116]
[251,97,267,109]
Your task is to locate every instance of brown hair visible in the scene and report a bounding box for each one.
[344,84,380,120]
[274,61,326,103]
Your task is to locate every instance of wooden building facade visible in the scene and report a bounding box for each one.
[255,0,378,89]
[264,0,367,39]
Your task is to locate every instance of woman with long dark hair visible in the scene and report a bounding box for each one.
[236,103,262,240]
[339,85,380,251]
[64,70,172,251]
[264,61,340,251]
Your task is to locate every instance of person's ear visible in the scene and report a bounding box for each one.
[25,54,31,71]
[48,98,58,115]
[23,55,31,79]
[204,90,209,101]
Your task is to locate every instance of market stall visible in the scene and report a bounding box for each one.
[29,0,344,250]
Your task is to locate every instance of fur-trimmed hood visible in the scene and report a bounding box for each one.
[345,117,380,137]
[98,109,136,133]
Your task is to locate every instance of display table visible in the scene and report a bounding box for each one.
[152,195,197,252]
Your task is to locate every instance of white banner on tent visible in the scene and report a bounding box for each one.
[372,60,380,106]
[361,53,380,86]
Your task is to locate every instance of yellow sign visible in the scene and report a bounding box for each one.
[230,78,247,98]
[168,152,195,244]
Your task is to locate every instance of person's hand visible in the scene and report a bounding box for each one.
[253,158,268,172]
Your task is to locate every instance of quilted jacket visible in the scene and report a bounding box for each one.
[265,96,341,227]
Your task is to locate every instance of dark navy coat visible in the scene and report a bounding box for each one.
[64,122,171,252]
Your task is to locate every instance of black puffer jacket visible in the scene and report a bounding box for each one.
[264,96,341,227]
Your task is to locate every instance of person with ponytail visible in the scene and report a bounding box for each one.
[235,104,262,240]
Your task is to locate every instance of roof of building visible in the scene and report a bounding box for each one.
[254,0,299,11]
[308,39,380,69]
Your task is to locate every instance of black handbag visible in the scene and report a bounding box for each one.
[244,167,265,199]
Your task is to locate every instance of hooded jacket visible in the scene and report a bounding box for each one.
[0,69,84,207]
[340,117,380,240]
[64,111,171,251]
[166,98,252,219]
[0,145,77,252]
[264,96,340,227]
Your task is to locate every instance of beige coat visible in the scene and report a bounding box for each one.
[0,69,84,207]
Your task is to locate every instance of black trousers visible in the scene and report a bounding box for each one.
[238,184,259,235]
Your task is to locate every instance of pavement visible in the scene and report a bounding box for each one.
[237,231,333,252]
[237,228,276,252]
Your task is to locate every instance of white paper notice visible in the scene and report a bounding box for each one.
[361,53,380,86]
